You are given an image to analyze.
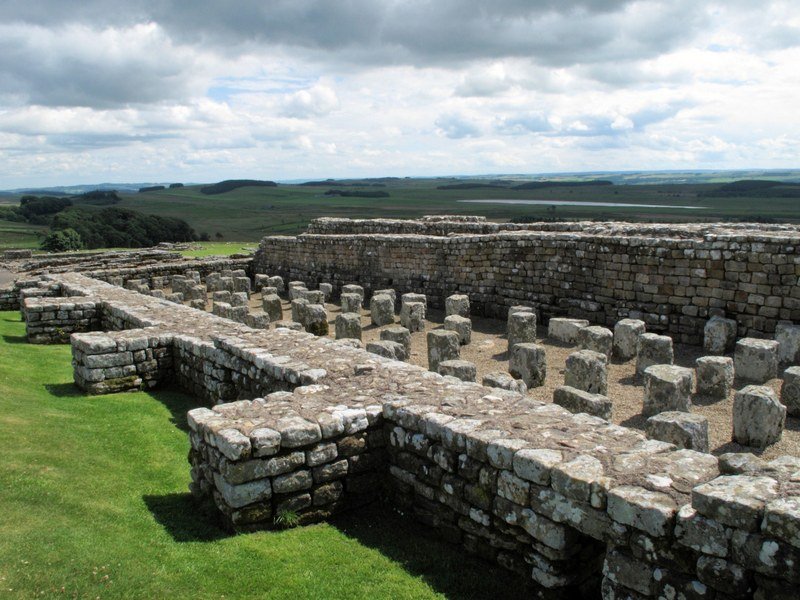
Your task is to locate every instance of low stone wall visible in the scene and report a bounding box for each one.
[254,221,800,344]
[187,391,385,531]
[20,270,800,598]
[24,297,101,343]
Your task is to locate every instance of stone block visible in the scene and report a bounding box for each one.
[696,356,734,398]
[732,385,786,448]
[509,343,546,388]
[245,314,269,329]
[548,318,589,345]
[703,316,737,355]
[213,291,231,304]
[400,301,425,333]
[380,326,411,357]
[692,475,780,531]
[335,312,362,341]
[267,276,284,293]
[300,289,325,305]
[445,294,470,318]
[341,284,364,300]
[613,318,645,360]
[577,326,613,358]
[646,411,709,452]
[233,277,251,294]
[553,385,612,420]
[262,294,283,323]
[438,359,477,382]
[374,289,396,306]
[780,366,800,417]
[189,299,206,311]
[401,292,426,309]
[319,283,333,302]
[230,292,249,307]
[564,349,608,395]
[775,321,800,365]
[370,294,394,326]
[482,372,527,394]
[636,333,674,375]
[340,293,362,314]
[304,304,329,336]
[643,365,693,417]
[291,298,309,323]
[186,284,207,301]
[735,338,779,383]
[427,330,460,372]
[507,311,537,352]
[253,274,269,292]
[444,315,471,345]
[366,340,407,362]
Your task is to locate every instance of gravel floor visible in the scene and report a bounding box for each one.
[240,295,799,460]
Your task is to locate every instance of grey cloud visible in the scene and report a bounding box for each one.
[435,113,482,139]
[495,112,552,135]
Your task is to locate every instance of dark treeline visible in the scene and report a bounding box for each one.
[512,180,614,190]
[200,180,277,195]
[700,180,800,198]
[323,189,390,198]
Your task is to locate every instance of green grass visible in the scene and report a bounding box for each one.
[0,312,530,599]
[0,219,47,249]
[180,242,257,258]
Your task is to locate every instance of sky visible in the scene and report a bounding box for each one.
[0,0,798,188]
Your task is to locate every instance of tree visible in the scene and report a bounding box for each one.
[215,232,224,240]
[41,228,83,252]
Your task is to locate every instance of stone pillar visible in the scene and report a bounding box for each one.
[262,294,283,323]
[695,356,734,399]
[732,385,786,448]
[427,330,460,372]
[636,333,674,375]
[642,365,693,417]
[304,304,329,336]
[508,311,537,352]
[613,318,645,360]
[509,343,546,388]
[775,322,800,365]
[444,315,471,345]
[734,338,779,383]
[564,349,608,395]
[400,301,425,333]
[380,326,411,357]
[703,316,737,355]
[438,359,477,382]
[645,412,709,452]
[780,366,800,417]
[341,293,362,314]
[548,318,589,345]
[370,294,395,326]
[335,313,362,341]
[577,326,613,358]
[445,294,470,318]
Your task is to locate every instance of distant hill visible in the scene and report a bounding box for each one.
[700,180,800,198]
[513,180,613,190]
[200,180,278,195]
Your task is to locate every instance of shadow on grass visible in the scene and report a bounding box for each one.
[2,333,27,344]
[45,382,83,398]
[330,502,535,600]
[148,384,197,432]
[144,492,230,543]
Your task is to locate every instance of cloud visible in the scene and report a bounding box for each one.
[435,113,482,139]
[280,85,340,118]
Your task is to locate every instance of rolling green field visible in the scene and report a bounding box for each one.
[0,220,47,249]
[3,175,800,248]
[0,312,530,599]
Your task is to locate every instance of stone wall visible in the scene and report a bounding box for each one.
[254,221,800,344]
[17,269,800,598]
[24,297,101,343]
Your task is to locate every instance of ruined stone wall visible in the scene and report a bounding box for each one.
[254,227,800,344]
[19,270,800,598]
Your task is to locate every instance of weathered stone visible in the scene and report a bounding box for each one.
[335,312,362,341]
[636,333,674,375]
[299,289,324,304]
[291,298,309,323]
[213,290,231,304]
[427,330,460,372]
[704,316,737,355]
[762,496,800,549]
[366,340,407,362]
[512,448,562,485]
[696,355,734,398]
[551,455,604,503]
[732,385,786,448]
[482,372,527,394]
[341,284,364,300]
[230,292,249,307]
[642,364,694,417]
[613,319,645,360]
[373,288,396,307]
[399,300,425,332]
[775,321,800,365]
[780,365,800,417]
[509,343,546,388]
[607,485,678,537]
[437,359,477,382]
[735,338,779,383]
[646,411,709,452]
[340,293,362,314]
[564,349,608,395]
[303,304,329,336]
[213,472,271,509]
[577,326,613,358]
[267,275,284,293]
[370,294,394,326]
[276,416,322,448]
[548,317,589,345]
[507,311,537,352]
[692,475,780,531]
[445,294,470,318]
[380,326,411,357]
[696,555,754,598]
[318,282,333,302]
[553,385,612,420]
[444,315,471,345]
[262,294,283,322]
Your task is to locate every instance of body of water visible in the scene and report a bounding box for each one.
[457,199,706,209]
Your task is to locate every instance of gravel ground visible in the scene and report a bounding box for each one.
[241,295,799,460]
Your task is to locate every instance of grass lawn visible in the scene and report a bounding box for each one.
[180,242,257,258]
[0,312,529,599]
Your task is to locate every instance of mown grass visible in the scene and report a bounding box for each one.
[180,242,257,258]
[0,312,530,599]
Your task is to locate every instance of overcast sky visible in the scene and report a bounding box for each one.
[0,1,798,187]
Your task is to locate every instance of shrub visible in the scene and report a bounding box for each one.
[41,228,83,252]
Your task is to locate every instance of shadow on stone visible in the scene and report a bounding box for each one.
[329,502,535,600]
[143,492,230,543]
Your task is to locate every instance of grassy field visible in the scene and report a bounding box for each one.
[3,176,800,249]
[0,220,47,249]
[0,312,532,599]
